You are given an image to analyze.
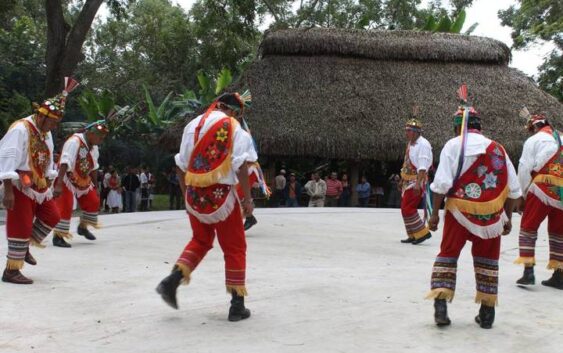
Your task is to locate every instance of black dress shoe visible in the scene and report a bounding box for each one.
[434,299,451,326]
[475,305,495,329]
[228,291,251,322]
[156,267,184,309]
[412,233,432,245]
[244,215,258,231]
[77,226,96,240]
[516,267,535,286]
[541,269,563,290]
[53,236,72,248]
[401,237,414,243]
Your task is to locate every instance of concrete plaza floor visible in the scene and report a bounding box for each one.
[0,208,561,353]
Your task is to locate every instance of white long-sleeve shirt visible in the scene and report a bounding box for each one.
[0,116,57,181]
[59,133,100,172]
[408,136,433,171]
[431,133,521,199]
[518,129,560,197]
[175,110,258,185]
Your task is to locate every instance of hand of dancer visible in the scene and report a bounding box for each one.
[413,182,421,196]
[53,181,63,198]
[428,214,439,231]
[242,199,254,216]
[2,181,14,210]
[502,219,512,235]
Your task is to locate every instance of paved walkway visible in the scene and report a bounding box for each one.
[0,208,560,353]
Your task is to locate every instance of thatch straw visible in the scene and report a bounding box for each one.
[260,28,511,65]
[161,29,562,161]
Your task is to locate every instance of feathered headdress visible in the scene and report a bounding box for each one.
[405,105,422,131]
[520,106,548,131]
[34,77,79,121]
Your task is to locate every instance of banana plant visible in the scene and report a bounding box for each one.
[419,9,478,35]
[78,89,116,122]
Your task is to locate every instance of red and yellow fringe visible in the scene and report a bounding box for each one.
[446,186,509,216]
[514,256,535,267]
[6,259,24,270]
[175,263,192,285]
[226,285,248,297]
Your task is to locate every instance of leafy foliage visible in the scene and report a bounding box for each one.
[499,0,562,101]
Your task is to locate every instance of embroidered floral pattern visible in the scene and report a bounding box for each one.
[548,163,562,178]
[216,127,228,142]
[188,118,232,175]
[483,172,497,189]
[25,120,51,189]
[477,165,488,177]
[465,183,482,199]
[187,184,231,213]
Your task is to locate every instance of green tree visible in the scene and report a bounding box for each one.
[499,0,563,101]
[79,0,198,103]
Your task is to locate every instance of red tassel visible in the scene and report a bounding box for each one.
[64,77,80,94]
[457,83,468,103]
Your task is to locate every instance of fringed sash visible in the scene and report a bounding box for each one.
[446,141,509,239]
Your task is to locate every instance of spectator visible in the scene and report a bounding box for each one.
[374,184,385,207]
[325,171,343,207]
[106,170,122,213]
[305,172,327,207]
[122,167,140,212]
[387,174,402,208]
[274,169,287,207]
[102,165,114,212]
[284,173,302,207]
[339,173,352,207]
[146,168,156,210]
[139,166,149,211]
[168,168,182,210]
[356,176,371,207]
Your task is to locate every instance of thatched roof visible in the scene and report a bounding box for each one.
[163,28,563,161]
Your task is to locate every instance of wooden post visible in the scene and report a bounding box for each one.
[350,161,360,206]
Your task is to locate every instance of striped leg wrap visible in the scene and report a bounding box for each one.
[427,257,458,302]
[176,250,202,274]
[474,257,499,307]
[516,229,537,266]
[548,232,563,270]
[80,212,99,228]
[31,219,52,248]
[6,238,30,270]
[403,212,429,239]
[53,219,72,239]
[226,269,247,296]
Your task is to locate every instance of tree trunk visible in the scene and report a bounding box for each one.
[45,0,104,97]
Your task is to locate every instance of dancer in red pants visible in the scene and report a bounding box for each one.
[427,85,521,329]
[514,108,563,289]
[400,113,433,245]
[157,92,257,322]
[0,78,78,284]
[52,120,109,247]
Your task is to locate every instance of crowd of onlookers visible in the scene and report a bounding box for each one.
[97,165,158,213]
[270,169,403,208]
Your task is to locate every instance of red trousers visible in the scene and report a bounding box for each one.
[176,203,247,295]
[429,211,501,306]
[518,192,563,270]
[53,183,100,237]
[6,187,60,269]
[401,188,429,239]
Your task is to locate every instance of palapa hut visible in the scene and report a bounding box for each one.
[163,28,563,196]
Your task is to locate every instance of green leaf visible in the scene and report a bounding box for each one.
[435,15,452,33]
[143,84,159,125]
[215,68,233,95]
[451,9,466,34]
[464,22,479,35]
[197,71,211,96]
[422,15,436,31]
